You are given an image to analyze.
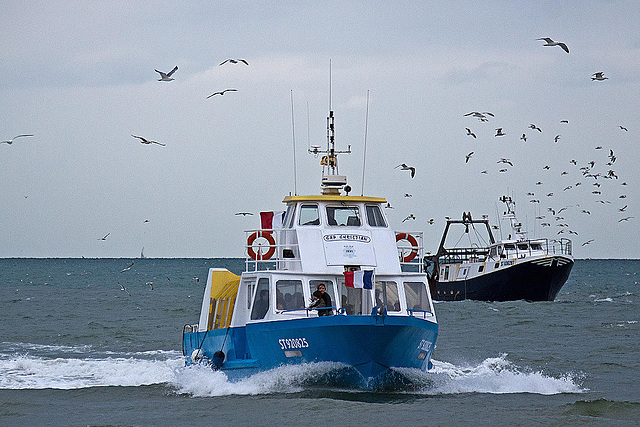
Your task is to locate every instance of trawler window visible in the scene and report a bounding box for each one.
[517,243,528,251]
[276,280,304,310]
[489,246,497,258]
[504,243,516,250]
[375,281,401,311]
[326,206,361,226]
[250,278,270,320]
[404,282,429,311]
[299,204,320,226]
[531,243,543,251]
[365,205,387,227]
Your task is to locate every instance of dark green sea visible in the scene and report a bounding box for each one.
[1,258,638,426]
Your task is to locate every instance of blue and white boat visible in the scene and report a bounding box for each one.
[182,110,438,388]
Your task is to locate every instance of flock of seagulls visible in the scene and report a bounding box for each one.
[132,59,248,147]
[385,37,633,249]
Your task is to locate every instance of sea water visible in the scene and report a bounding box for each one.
[0,258,638,425]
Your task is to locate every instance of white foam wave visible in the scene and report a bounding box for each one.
[0,354,183,390]
[426,354,584,395]
[0,352,584,396]
[171,361,347,397]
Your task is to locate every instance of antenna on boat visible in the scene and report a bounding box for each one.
[308,60,351,194]
[290,90,298,195]
[361,90,370,196]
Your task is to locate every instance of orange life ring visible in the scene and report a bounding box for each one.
[247,231,276,260]
[396,232,419,262]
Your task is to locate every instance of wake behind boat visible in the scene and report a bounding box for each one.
[426,196,573,301]
[182,110,438,388]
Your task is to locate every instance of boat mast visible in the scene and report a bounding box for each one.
[499,195,527,241]
[309,61,351,194]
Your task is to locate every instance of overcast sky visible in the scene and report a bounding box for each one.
[1,1,639,258]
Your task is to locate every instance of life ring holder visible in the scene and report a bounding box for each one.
[396,232,419,263]
[247,231,276,260]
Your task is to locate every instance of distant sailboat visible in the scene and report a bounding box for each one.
[140,247,145,259]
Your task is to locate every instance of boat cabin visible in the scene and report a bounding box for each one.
[197,194,435,332]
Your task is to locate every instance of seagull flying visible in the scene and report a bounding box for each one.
[591,72,608,81]
[219,59,249,66]
[529,124,542,132]
[120,261,134,273]
[155,66,178,81]
[402,214,416,223]
[582,239,595,246]
[554,135,561,143]
[465,152,474,163]
[132,135,166,146]
[537,37,569,53]
[118,282,131,296]
[1,134,34,145]
[235,212,254,216]
[619,125,628,131]
[497,158,513,166]
[495,128,506,137]
[207,89,238,98]
[395,163,416,178]
[521,134,527,142]
[98,233,110,241]
[465,128,477,138]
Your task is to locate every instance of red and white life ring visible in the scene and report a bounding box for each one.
[395,232,419,263]
[247,231,276,260]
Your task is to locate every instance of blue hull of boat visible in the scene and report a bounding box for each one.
[183,314,438,386]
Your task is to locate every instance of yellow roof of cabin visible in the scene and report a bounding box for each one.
[282,195,387,203]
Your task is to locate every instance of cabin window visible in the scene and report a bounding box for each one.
[276,279,305,311]
[365,205,387,227]
[489,246,497,258]
[283,205,295,228]
[478,265,484,272]
[444,266,450,280]
[404,282,429,311]
[375,281,401,311]
[310,280,336,311]
[517,243,528,251]
[326,206,361,226]
[337,277,372,315]
[250,278,270,320]
[504,243,516,251]
[531,243,543,251]
[246,279,256,309]
[299,204,320,226]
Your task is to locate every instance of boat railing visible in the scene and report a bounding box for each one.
[244,229,301,272]
[276,307,340,316]
[407,308,434,319]
[438,238,572,264]
[438,247,489,264]
[548,238,572,256]
[395,231,424,273]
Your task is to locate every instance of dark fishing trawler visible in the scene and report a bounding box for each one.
[426,196,573,301]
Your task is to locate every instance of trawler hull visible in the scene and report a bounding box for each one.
[183,314,438,387]
[432,255,573,302]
